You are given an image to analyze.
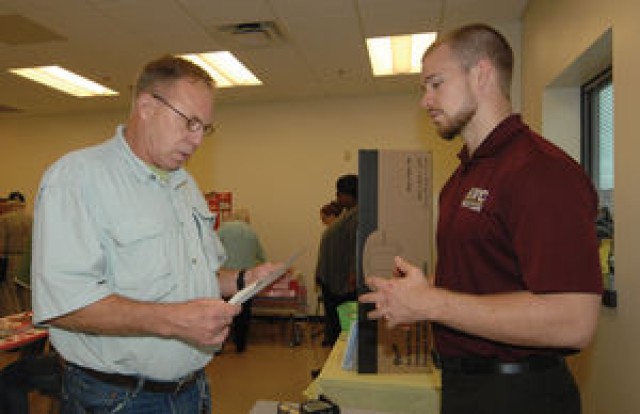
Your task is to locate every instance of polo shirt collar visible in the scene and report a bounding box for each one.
[457,114,526,167]
[115,125,188,189]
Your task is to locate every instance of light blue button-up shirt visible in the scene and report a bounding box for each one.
[32,125,226,380]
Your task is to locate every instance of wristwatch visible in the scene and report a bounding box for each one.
[237,268,247,291]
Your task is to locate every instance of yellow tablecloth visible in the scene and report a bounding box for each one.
[304,334,441,414]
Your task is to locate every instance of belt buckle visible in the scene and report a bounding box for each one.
[496,362,523,375]
[174,371,197,393]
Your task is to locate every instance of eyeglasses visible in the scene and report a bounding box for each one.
[151,93,215,136]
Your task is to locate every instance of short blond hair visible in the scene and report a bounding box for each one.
[425,24,513,98]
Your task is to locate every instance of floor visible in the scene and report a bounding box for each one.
[2,318,331,414]
[208,318,330,413]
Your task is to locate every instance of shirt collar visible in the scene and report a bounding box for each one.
[115,125,188,189]
[457,114,526,167]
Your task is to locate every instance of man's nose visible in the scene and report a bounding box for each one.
[188,130,204,146]
[420,90,433,110]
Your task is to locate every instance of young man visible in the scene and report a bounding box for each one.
[360,24,602,414]
[32,56,280,413]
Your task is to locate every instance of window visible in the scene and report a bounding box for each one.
[582,68,615,306]
[581,68,614,214]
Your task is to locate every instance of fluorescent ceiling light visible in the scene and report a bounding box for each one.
[8,65,118,97]
[180,52,262,88]
[366,32,438,76]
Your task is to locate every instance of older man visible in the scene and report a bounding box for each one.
[32,56,279,413]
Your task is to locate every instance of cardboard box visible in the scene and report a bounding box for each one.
[357,149,433,374]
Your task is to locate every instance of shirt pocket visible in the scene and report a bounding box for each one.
[109,218,176,300]
[192,206,225,271]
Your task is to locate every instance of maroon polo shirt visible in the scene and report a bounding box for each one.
[433,114,603,360]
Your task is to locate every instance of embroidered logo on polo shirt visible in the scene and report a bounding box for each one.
[461,188,489,212]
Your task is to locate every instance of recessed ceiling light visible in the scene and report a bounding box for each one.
[8,65,118,97]
[180,52,262,88]
[366,32,438,76]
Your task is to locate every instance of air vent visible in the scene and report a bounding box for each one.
[211,21,284,49]
[0,104,22,113]
[0,14,65,45]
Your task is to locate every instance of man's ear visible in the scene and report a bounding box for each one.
[136,92,155,120]
[471,58,495,91]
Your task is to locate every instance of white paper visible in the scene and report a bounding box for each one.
[228,248,304,305]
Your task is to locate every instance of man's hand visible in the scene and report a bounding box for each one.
[360,256,601,349]
[359,256,432,328]
[218,262,291,298]
[168,298,240,346]
[243,262,288,287]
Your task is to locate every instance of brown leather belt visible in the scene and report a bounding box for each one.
[67,362,201,394]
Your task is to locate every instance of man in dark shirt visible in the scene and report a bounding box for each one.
[360,24,602,414]
[315,174,358,346]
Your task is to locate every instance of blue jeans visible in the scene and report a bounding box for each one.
[61,364,211,414]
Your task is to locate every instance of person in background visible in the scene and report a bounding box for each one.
[315,174,358,347]
[0,191,32,315]
[217,209,267,352]
[0,191,27,214]
[31,56,281,413]
[319,201,343,226]
[0,191,51,414]
[6,192,25,205]
[360,24,602,414]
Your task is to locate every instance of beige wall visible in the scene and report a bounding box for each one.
[6,9,630,408]
[0,93,461,294]
[192,93,463,289]
[0,19,524,294]
[0,111,126,205]
[523,0,640,412]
